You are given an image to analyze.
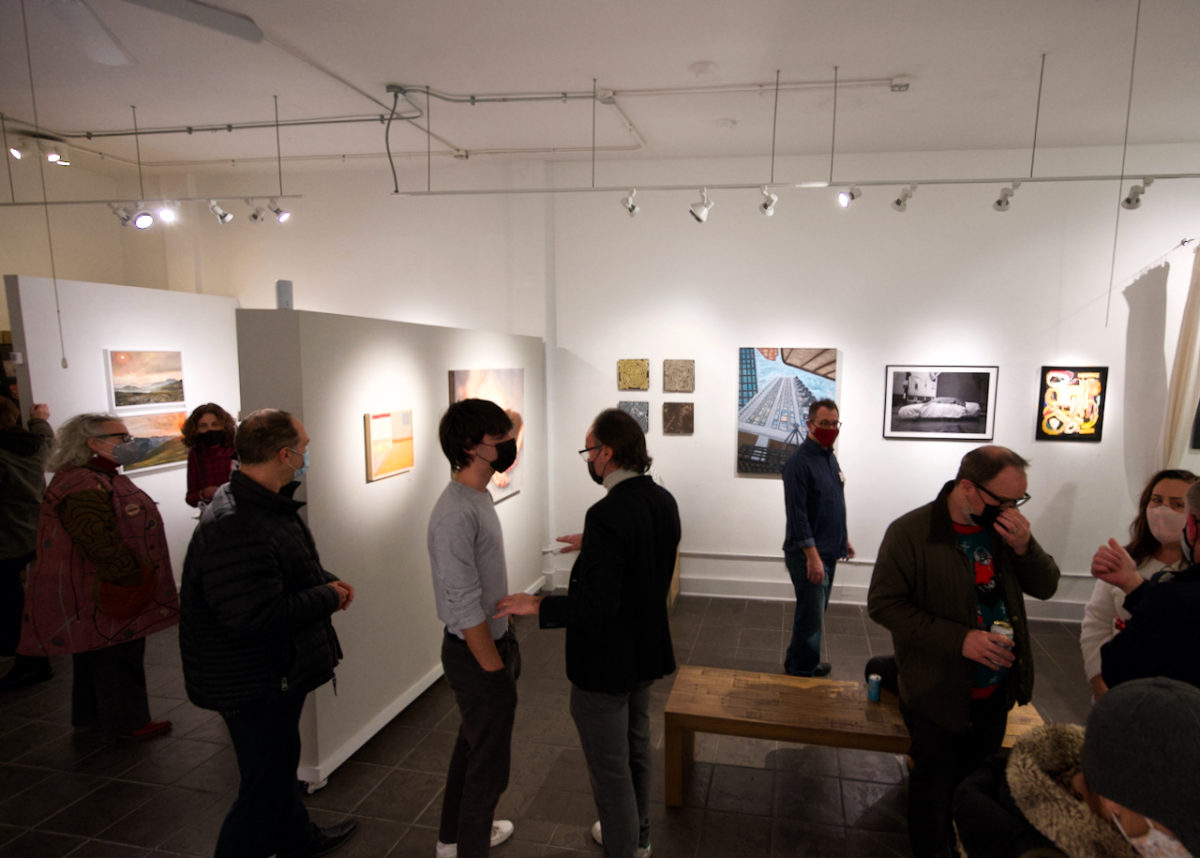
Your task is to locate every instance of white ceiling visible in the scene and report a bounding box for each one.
[2,0,1199,177]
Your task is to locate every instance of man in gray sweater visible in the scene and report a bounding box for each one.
[428,399,520,857]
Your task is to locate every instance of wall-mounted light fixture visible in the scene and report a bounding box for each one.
[837,187,861,208]
[759,187,778,216]
[1121,177,1154,210]
[891,185,917,212]
[993,182,1020,212]
[620,189,639,217]
[690,188,713,223]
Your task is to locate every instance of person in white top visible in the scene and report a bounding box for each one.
[1079,468,1196,699]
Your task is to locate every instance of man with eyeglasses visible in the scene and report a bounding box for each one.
[781,398,853,677]
[868,445,1060,858]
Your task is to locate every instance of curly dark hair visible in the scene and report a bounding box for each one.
[182,403,236,449]
[1126,469,1197,565]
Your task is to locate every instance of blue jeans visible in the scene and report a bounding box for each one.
[784,552,836,675]
[570,681,654,858]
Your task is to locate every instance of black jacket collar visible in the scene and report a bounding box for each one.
[229,469,306,514]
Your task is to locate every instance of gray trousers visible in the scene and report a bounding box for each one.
[569,681,654,858]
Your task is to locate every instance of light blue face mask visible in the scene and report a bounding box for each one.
[288,447,310,479]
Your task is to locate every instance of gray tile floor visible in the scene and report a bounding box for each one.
[0,597,1092,857]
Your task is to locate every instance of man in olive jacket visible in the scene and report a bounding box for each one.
[181,409,357,858]
[868,445,1059,858]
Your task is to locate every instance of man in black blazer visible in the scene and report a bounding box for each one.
[497,408,680,858]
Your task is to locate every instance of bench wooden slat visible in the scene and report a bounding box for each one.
[663,664,1045,806]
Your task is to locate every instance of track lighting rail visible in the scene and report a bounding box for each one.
[0,194,300,209]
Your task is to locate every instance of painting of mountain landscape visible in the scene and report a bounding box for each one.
[122,410,187,472]
[108,350,185,408]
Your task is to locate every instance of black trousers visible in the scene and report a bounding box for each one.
[216,692,316,858]
[902,690,1010,858]
[438,628,520,857]
[72,637,151,732]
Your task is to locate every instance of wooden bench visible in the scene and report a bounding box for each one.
[664,664,1044,806]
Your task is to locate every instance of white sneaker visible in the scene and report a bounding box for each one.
[435,820,515,856]
[590,820,651,857]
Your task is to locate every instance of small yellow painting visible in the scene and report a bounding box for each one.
[364,410,414,482]
[617,359,650,390]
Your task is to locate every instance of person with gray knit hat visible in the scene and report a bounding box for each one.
[1082,676,1200,856]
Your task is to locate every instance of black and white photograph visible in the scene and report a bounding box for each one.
[883,365,998,440]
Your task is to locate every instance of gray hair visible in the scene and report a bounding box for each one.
[46,413,119,472]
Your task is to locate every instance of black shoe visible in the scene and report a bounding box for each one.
[0,664,52,692]
[304,820,358,857]
[811,662,831,677]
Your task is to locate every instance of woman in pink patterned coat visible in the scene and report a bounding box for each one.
[18,413,179,738]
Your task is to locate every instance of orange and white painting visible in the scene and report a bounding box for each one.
[449,368,524,503]
[364,410,414,482]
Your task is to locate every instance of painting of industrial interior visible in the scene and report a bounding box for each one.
[122,410,187,472]
[1035,366,1108,442]
[108,350,185,409]
[883,365,997,440]
[737,347,838,475]
[364,410,414,482]
[449,368,524,502]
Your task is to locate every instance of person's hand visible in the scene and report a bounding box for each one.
[993,508,1031,555]
[806,552,825,585]
[494,593,542,618]
[1091,538,1142,594]
[556,533,583,554]
[201,486,218,501]
[328,581,353,610]
[31,403,49,420]
[962,629,1016,669]
[844,540,856,561]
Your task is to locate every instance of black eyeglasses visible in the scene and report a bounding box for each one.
[809,419,843,429]
[97,433,133,443]
[971,480,1031,508]
[578,445,602,462]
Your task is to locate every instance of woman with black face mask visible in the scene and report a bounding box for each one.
[181,403,237,510]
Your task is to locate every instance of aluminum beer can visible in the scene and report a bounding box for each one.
[867,673,882,702]
[991,620,1015,648]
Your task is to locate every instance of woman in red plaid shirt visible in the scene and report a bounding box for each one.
[182,403,237,509]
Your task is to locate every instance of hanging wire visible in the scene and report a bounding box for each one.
[18,0,67,369]
[1029,54,1046,178]
[1104,0,1142,328]
[384,89,400,194]
[828,66,839,185]
[273,95,284,197]
[769,70,780,184]
[591,78,597,189]
[1,115,15,202]
[132,105,145,201]
[426,86,431,193]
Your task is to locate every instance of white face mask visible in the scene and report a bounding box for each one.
[1112,812,1193,858]
[1147,505,1187,546]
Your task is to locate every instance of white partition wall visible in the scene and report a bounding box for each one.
[236,308,548,783]
[4,275,240,580]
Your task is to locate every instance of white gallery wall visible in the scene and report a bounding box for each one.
[236,308,548,782]
[4,275,240,580]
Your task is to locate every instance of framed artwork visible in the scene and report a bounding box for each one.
[107,350,185,409]
[663,402,694,435]
[449,368,524,503]
[663,359,695,393]
[883,365,997,440]
[737,347,838,474]
[618,400,649,433]
[1035,366,1108,442]
[364,410,414,481]
[617,359,650,391]
[122,410,187,472]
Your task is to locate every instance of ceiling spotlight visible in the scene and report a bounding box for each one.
[891,185,917,212]
[689,188,713,223]
[7,139,30,160]
[208,200,235,224]
[40,140,66,164]
[157,203,178,224]
[132,209,154,230]
[249,206,268,223]
[109,204,133,227]
[759,187,778,217]
[1121,177,1154,210]
[620,189,639,217]
[837,187,861,208]
[992,181,1020,212]
[268,199,290,223]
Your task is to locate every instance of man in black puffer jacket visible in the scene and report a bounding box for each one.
[181,408,357,858]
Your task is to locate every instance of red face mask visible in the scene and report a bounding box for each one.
[810,426,839,447]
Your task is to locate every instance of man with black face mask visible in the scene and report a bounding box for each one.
[428,398,519,857]
[869,445,1060,858]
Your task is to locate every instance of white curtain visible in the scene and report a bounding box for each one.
[1162,246,1200,466]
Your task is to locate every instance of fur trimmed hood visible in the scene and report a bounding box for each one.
[1006,724,1137,858]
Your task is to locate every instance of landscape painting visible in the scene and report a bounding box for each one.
[122,411,187,472]
[737,347,838,475]
[108,350,185,408]
[449,368,524,503]
[364,410,414,482]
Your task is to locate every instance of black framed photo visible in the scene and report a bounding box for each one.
[883,365,998,440]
